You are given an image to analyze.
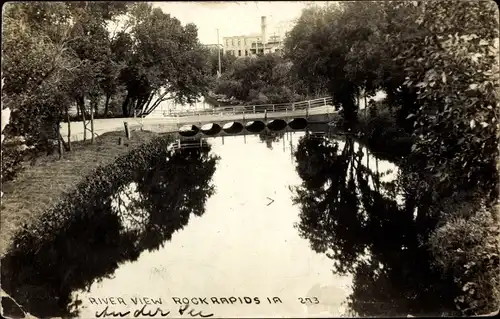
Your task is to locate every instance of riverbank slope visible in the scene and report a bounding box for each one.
[0,130,158,257]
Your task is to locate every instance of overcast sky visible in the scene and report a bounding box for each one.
[152,1,328,44]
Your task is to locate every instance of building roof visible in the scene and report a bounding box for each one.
[223,33,261,39]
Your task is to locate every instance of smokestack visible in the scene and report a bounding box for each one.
[261,16,267,45]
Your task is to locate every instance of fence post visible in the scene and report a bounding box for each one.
[292,103,295,112]
[264,109,268,121]
[324,97,327,106]
[123,121,130,140]
[233,106,236,114]
[90,109,95,144]
[272,105,275,112]
[253,105,256,114]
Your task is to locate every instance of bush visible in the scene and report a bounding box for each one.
[1,144,24,184]
[428,200,500,316]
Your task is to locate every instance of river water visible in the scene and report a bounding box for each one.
[1,126,459,318]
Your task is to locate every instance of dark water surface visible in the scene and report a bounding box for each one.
[1,126,459,318]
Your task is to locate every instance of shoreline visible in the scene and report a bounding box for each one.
[0,130,159,258]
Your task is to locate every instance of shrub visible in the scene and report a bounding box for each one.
[1,141,24,183]
[428,200,500,316]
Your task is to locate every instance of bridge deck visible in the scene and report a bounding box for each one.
[60,97,337,143]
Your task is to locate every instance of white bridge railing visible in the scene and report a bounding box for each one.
[161,96,334,118]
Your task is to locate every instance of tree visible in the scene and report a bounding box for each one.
[214,53,301,104]
[2,2,79,156]
[118,4,212,116]
[394,0,499,202]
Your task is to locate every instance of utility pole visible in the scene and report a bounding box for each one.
[217,28,222,78]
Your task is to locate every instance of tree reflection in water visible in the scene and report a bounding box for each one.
[1,138,219,318]
[291,133,460,317]
[258,129,285,150]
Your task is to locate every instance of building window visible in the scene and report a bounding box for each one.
[245,50,248,56]
[238,50,241,56]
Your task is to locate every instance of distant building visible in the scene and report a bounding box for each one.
[223,16,284,58]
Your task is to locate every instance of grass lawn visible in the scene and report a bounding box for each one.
[0,129,160,257]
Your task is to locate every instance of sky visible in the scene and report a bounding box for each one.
[152,1,329,45]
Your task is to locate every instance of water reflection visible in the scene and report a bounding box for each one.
[0,129,464,318]
[258,129,285,150]
[1,138,218,318]
[291,133,460,316]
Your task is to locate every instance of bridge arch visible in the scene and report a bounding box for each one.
[200,123,222,136]
[245,121,266,133]
[267,119,287,131]
[288,118,308,130]
[222,121,244,134]
[179,124,199,137]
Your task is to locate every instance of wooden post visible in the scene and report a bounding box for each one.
[66,107,71,151]
[324,97,327,106]
[264,109,268,121]
[253,105,256,113]
[272,105,275,112]
[233,106,236,114]
[124,122,130,139]
[90,108,95,144]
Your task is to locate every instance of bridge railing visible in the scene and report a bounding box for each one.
[165,96,333,118]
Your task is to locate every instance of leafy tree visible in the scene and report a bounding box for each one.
[394,0,499,201]
[214,53,303,104]
[118,3,212,116]
[2,2,78,156]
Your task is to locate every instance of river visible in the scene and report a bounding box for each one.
[1,126,459,318]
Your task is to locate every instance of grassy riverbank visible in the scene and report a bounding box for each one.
[0,130,159,257]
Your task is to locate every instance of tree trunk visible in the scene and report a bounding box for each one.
[56,121,63,159]
[94,100,99,117]
[104,93,111,116]
[128,97,137,117]
[90,99,95,144]
[77,96,86,141]
[66,106,71,151]
[122,93,130,117]
[60,133,70,151]
[143,91,155,114]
